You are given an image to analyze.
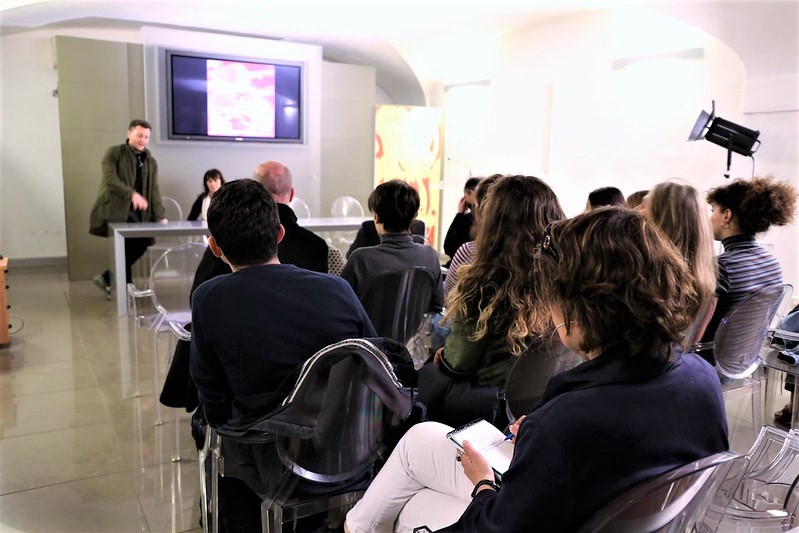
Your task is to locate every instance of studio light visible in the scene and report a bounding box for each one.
[688,101,761,178]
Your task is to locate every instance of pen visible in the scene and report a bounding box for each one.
[504,432,514,442]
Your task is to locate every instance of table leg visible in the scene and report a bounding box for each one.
[113,230,127,316]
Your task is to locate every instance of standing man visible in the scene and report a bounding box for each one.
[89,119,166,297]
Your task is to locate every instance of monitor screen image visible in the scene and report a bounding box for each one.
[167,50,303,143]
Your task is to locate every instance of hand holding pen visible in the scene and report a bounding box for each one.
[505,415,526,444]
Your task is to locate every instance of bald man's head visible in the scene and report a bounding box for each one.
[253,161,293,203]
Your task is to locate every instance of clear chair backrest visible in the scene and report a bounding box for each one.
[272,340,410,484]
[504,339,583,422]
[744,426,793,480]
[710,428,799,528]
[289,197,311,220]
[149,242,207,316]
[276,356,387,483]
[714,284,790,379]
[162,196,183,221]
[330,196,364,218]
[578,451,746,533]
[360,267,439,344]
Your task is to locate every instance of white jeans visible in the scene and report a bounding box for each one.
[346,421,473,533]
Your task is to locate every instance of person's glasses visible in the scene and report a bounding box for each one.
[541,223,559,263]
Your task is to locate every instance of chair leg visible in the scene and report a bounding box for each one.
[752,380,763,440]
[199,430,210,533]
[211,432,220,533]
[261,502,282,533]
[172,408,182,462]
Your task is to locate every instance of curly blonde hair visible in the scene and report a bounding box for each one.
[446,175,565,354]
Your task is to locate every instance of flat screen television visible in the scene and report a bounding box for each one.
[165,49,303,143]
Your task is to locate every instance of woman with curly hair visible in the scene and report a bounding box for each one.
[419,175,565,427]
[638,181,717,343]
[702,176,797,343]
[344,208,728,533]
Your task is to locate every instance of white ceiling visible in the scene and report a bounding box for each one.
[2,1,797,104]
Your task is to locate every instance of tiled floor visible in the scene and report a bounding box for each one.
[0,267,200,532]
[0,266,786,531]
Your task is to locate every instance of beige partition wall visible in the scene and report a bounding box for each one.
[55,36,145,280]
[320,61,376,215]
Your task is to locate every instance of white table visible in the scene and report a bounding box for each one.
[109,217,367,316]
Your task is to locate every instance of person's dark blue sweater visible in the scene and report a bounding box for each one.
[190,263,376,427]
[440,346,729,532]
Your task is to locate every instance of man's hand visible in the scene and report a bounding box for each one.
[131,191,149,210]
[460,440,495,486]
[457,195,469,214]
[433,347,444,365]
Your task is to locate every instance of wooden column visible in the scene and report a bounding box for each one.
[0,258,8,345]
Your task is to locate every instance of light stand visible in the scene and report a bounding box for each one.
[688,101,761,179]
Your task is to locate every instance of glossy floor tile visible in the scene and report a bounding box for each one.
[0,268,199,532]
[0,267,776,531]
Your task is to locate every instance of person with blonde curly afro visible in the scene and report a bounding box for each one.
[703,176,797,345]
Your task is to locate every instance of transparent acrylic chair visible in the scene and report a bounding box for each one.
[702,426,799,531]
[147,242,206,460]
[288,197,311,220]
[200,339,413,533]
[577,451,747,533]
[690,284,791,439]
[329,196,364,251]
[359,266,439,345]
[330,196,364,217]
[503,338,584,422]
[132,196,186,283]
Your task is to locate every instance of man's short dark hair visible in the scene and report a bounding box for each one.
[367,179,420,233]
[128,119,152,130]
[587,186,625,208]
[464,177,482,192]
[207,179,280,267]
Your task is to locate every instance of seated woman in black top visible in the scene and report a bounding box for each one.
[344,207,729,533]
[187,168,225,221]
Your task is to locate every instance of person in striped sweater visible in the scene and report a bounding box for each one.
[701,176,797,350]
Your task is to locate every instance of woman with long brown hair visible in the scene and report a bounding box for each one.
[420,174,565,426]
[638,181,717,343]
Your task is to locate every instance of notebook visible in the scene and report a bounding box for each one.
[446,419,515,475]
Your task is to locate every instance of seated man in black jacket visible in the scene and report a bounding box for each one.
[190,179,376,530]
[192,161,330,289]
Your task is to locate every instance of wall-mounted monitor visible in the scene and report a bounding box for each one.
[165,49,303,143]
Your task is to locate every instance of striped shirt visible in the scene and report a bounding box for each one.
[702,234,783,341]
[443,240,476,298]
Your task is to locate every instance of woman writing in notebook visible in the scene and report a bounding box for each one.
[345,207,729,533]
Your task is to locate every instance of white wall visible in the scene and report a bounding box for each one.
[1,27,146,263]
[402,9,799,286]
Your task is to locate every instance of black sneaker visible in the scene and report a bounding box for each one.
[92,274,111,300]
